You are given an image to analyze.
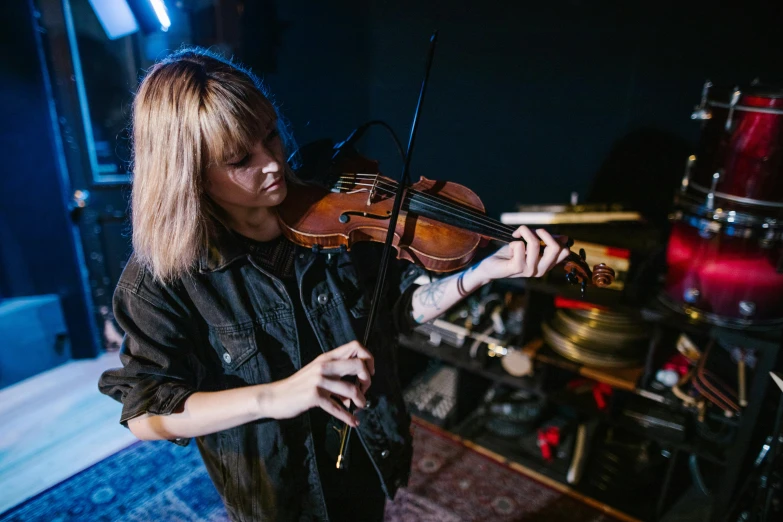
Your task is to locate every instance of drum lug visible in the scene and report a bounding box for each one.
[706,170,722,211]
[684,288,701,304]
[691,80,713,120]
[692,107,712,120]
[680,155,696,193]
[697,218,718,239]
[739,301,757,318]
[725,87,742,132]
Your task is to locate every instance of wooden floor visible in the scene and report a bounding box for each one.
[0,351,137,514]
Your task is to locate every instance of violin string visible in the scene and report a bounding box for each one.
[343,174,520,237]
[336,175,520,241]
[334,185,516,243]
[341,174,514,233]
[334,179,516,242]
[337,177,518,242]
[335,178,517,242]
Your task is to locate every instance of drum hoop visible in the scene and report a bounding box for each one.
[678,213,782,240]
[672,209,783,241]
[689,182,783,209]
[674,195,782,227]
[657,293,783,331]
[708,101,783,116]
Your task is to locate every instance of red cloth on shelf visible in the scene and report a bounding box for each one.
[537,426,561,462]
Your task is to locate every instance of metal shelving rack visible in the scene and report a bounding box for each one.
[397,275,782,522]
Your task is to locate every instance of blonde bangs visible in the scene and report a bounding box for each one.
[200,80,277,167]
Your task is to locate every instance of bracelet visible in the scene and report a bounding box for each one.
[457,272,470,297]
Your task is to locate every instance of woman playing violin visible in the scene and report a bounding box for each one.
[99,47,570,522]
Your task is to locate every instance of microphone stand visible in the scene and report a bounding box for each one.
[336,30,440,469]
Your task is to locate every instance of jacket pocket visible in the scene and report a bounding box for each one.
[208,322,258,371]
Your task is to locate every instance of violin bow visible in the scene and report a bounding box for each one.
[336,30,440,470]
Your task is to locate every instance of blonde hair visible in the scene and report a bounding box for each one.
[130,48,296,282]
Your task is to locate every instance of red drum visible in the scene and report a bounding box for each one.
[663,215,783,327]
[677,83,783,220]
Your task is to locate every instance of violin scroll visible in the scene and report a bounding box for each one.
[562,248,616,295]
[591,263,616,287]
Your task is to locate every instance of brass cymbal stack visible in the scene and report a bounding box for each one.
[542,308,650,368]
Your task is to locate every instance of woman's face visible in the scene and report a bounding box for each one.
[204,123,288,212]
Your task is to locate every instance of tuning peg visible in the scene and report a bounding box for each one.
[579,248,586,262]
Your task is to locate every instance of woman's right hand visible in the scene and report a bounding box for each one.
[260,340,374,427]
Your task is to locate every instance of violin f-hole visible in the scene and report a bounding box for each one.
[338,210,392,223]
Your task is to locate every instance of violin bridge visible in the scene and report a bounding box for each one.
[366,175,380,206]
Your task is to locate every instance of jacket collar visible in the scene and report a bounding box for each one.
[197,223,318,275]
[197,224,249,273]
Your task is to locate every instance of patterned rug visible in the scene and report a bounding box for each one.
[387,422,612,522]
[0,420,613,522]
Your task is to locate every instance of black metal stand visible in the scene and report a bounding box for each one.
[712,332,781,521]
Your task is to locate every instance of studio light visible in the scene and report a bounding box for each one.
[87,0,139,40]
[88,0,173,38]
[148,0,171,32]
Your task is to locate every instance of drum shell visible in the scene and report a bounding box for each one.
[690,92,783,216]
[664,219,783,324]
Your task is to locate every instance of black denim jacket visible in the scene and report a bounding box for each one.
[98,229,422,522]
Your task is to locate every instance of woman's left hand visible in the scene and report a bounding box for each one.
[473,226,571,282]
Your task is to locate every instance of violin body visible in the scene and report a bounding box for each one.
[278,174,485,273]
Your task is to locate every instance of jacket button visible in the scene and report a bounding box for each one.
[317,293,329,305]
[381,450,390,458]
[365,399,372,408]
[223,352,232,364]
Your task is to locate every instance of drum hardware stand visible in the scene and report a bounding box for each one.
[726,88,742,132]
[738,373,783,521]
[692,80,713,120]
[723,368,783,522]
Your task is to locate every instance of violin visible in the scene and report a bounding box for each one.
[277,153,616,291]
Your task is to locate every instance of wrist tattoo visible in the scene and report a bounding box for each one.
[416,277,448,310]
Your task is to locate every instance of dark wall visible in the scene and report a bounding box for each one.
[0,1,98,357]
[260,1,372,152]
[259,0,783,222]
